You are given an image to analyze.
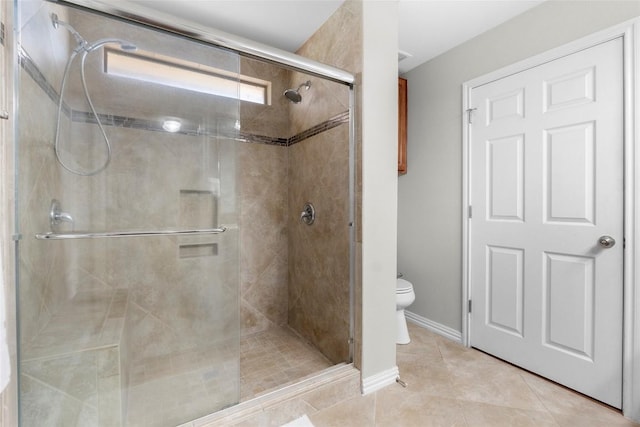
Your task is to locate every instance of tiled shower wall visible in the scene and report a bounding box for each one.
[238,53,353,355]
[288,0,362,365]
[19,56,243,427]
[237,58,290,336]
[16,7,129,424]
[17,12,68,352]
[18,4,244,424]
[287,79,351,364]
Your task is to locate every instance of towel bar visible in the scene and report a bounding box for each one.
[35,227,227,240]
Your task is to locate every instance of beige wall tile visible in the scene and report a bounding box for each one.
[287,0,358,365]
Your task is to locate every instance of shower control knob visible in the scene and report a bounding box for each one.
[300,203,315,225]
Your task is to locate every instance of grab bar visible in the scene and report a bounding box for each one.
[35,227,227,240]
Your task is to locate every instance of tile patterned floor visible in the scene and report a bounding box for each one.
[240,327,334,400]
[21,298,333,427]
[128,326,333,426]
[220,323,640,426]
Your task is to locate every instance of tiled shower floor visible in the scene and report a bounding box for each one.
[126,326,333,426]
[239,327,333,400]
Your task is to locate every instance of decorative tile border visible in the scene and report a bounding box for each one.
[19,47,70,115]
[71,110,207,137]
[20,48,349,146]
[288,111,350,146]
[238,131,288,146]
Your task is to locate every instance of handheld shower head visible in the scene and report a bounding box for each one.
[86,38,137,53]
[51,14,136,176]
[284,80,311,104]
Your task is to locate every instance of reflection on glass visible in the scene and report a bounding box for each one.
[105,48,271,105]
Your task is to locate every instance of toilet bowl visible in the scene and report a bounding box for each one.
[396,278,416,344]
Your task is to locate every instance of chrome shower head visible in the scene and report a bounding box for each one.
[284,80,311,104]
[284,88,302,104]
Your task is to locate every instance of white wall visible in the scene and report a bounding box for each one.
[398,0,640,332]
[361,0,399,386]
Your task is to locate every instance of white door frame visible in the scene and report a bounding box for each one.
[462,19,640,421]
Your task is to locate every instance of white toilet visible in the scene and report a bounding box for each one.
[396,277,416,344]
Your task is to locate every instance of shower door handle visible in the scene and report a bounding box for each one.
[35,227,227,240]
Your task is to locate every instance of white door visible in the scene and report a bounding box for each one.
[469,38,623,408]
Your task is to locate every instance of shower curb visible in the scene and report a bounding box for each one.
[181,363,359,426]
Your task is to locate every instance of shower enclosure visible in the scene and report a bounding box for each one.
[15,1,354,426]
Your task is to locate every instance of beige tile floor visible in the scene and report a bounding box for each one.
[128,326,333,426]
[312,323,640,427]
[240,327,334,400]
[222,322,640,426]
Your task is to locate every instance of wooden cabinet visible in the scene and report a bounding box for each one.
[398,77,407,175]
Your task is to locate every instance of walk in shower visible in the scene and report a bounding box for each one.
[15,1,354,425]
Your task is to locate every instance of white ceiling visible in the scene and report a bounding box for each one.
[398,0,544,73]
[125,0,545,74]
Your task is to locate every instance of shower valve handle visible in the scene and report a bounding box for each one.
[300,203,315,225]
[50,199,75,230]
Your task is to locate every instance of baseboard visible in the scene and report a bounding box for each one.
[361,366,399,395]
[405,311,462,344]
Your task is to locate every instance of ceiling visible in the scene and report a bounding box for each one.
[398,0,544,73]
[124,0,545,74]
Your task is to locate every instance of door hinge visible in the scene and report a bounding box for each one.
[466,107,477,124]
[468,205,472,218]
[468,300,472,313]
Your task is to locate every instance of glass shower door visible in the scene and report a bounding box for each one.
[16,2,241,425]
